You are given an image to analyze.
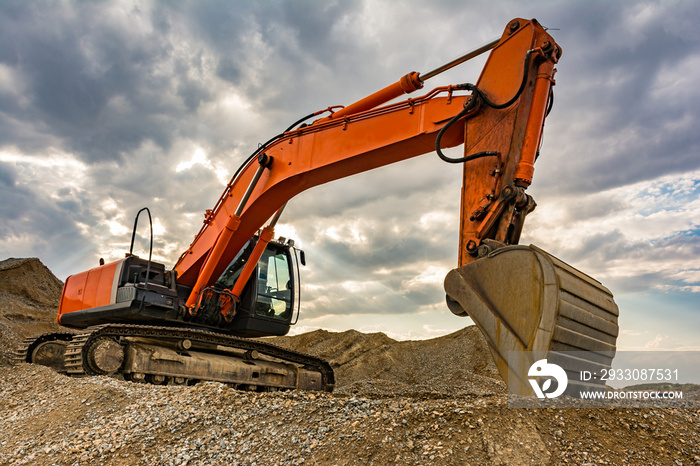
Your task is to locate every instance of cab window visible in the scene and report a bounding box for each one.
[255,247,293,320]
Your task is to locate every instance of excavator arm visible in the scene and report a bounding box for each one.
[175,18,558,303]
[47,18,618,397]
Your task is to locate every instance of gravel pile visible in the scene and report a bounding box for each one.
[2,364,698,466]
[268,326,505,397]
[0,258,63,365]
[1,257,699,465]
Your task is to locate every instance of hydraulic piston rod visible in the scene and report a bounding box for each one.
[186,153,274,310]
[419,37,500,81]
[328,36,499,120]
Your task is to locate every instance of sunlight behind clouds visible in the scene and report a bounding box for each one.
[176,147,230,185]
[0,1,698,345]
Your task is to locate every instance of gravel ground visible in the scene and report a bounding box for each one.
[1,364,698,466]
[2,257,699,465]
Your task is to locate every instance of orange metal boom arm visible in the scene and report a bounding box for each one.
[173,18,561,312]
[176,89,472,299]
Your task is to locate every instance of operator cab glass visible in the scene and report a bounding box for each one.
[216,238,299,337]
[255,247,293,320]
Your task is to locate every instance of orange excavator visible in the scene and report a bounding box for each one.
[16,19,618,397]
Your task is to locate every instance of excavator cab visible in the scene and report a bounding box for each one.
[214,237,302,337]
[57,234,302,339]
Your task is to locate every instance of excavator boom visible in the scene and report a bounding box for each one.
[18,18,618,398]
[174,18,556,294]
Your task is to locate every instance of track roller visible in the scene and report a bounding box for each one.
[85,337,125,376]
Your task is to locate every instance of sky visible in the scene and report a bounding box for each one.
[1,0,699,350]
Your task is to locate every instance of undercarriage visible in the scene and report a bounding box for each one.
[14,324,334,392]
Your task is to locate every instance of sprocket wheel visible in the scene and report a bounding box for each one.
[85,337,125,376]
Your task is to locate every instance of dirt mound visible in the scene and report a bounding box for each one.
[270,327,504,396]
[0,257,63,307]
[0,258,63,364]
[1,257,699,464]
[1,364,698,465]
[271,328,396,368]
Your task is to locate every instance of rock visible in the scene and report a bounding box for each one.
[0,257,699,464]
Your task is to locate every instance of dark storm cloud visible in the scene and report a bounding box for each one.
[0,2,255,162]
[0,1,368,165]
[0,163,17,189]
[216,58,243,85]
[0,2,182,161]
[536,1,700,193]
[3,0,695,177]
[169,0,363,115]
[0,161,97,269]
[0,163,26,222]
[308,225,454,274]
[184,0,356,58]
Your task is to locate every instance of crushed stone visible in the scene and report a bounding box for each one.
[1,257,698,465]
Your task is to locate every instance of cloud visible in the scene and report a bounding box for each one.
[535,1,700,194]
[0,1,698,344]
[523,169,700,297]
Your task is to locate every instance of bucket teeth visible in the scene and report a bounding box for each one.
[444,244,619,397]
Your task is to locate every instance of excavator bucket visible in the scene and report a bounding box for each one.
[444,244,619,397]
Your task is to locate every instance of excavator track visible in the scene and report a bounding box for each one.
[62,324,335,392]
[12,331,76,371]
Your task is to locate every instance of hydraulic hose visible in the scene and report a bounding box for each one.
[476,49,533,110]
[435,49,536,164]
[435,94,499,164]
[229,108,338,191]
[545,88,554,117]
